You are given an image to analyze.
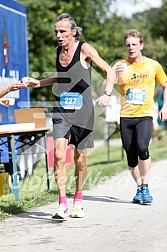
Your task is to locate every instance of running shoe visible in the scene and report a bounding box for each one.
[52,203,69,220]
[70,200,84,218]
[142,186,153,204]
[132,187,143,204]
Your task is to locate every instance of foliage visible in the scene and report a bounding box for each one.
[129,7,167,71]
[19,0,113,100]
[145,0,167,71]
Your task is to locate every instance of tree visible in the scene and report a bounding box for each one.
[19,0,112,101]
[128,5,167,71]
[19,0,167,101]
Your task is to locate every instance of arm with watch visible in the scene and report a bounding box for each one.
[95,78,114,108]
[104,90,112,96]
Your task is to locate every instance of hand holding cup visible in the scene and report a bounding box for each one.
[116,63,127,75]
[22,77,40,88]
[0,98,15,107]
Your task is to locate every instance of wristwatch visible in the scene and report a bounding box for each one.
[104,90,112,96]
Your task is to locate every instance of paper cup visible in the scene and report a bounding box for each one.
[8,98,15,106]
[22,77,29,86]
[121,63,127,74]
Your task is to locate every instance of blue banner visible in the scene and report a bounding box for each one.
[0,0,30,163]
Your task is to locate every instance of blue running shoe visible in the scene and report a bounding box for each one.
[142,186,153,204]
[133,187,143,204]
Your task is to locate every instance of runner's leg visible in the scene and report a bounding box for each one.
[70,148,87,218]
[74,148,87,194]
[136,117,153,185]
[54,138,68,197]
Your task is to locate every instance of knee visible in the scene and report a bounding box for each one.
[127,157,138,168]
[74,153,86,166]
[126,150,138,167]
[54,149,66,163]
[138,148,150,160]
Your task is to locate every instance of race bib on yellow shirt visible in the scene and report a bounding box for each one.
[60,92,83,110]
[126,88,146,104]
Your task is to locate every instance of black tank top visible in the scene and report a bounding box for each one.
[53,41,94,130]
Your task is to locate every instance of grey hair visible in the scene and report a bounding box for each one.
[55,13,82,41]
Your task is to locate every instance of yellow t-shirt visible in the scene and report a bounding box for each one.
[113,57,167,118]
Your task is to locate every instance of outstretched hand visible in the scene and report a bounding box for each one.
[21,77,40,88]
[8,82,25,91]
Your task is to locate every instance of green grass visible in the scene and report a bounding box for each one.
[0,135,167,221]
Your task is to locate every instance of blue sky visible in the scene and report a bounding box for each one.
[110,0,162,18]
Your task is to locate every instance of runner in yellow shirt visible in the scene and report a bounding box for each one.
[113,29,167,204]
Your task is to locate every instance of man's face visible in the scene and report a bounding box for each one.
[125,37,144,59]
[54,20,75,47]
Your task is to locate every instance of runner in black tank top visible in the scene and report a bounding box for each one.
[22,13,115,219]
[53,41,94,131]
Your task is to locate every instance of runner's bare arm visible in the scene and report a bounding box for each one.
[159,82,167,121]
[81,42,116,93]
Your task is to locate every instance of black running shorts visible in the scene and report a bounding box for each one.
[53,118,94,149]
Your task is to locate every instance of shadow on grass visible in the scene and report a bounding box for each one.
[88,159,123,167]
